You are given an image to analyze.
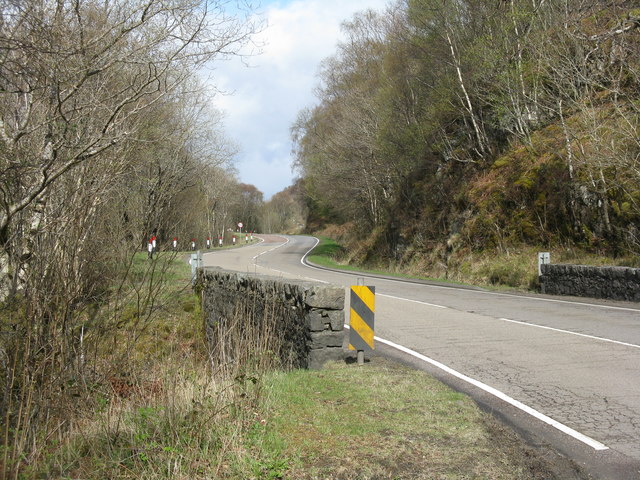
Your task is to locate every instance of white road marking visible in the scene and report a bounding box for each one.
[378,293,448,309]
[252,235,289,261]
[298,237,640,314]
[498,317,640,349]
[298,234,639,347]
[252,235,329,283]
[478,290,640,313]
[344,325,609,452]
[300,236,320,267]
[246,235,619,451]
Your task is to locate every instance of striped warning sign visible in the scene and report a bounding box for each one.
[349,285,375,351]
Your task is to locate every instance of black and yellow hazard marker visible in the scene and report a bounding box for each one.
[349,285,375,354]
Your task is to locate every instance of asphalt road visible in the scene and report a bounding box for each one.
[203,234,640,479]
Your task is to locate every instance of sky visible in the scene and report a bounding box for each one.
[210,0,390,200]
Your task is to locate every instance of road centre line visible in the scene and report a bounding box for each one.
[252,235,289,261]
[343,325,609,452]
[267,236,616,449]
[498,317,640,349]
[252,236,329,283]
[378,293,448,309]
[480,290,640,313]
[297,236,640,349]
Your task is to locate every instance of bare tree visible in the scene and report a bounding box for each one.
[0,1,259,475]
[0,0,259,297]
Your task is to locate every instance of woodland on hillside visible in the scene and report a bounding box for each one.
[293,0,640,269]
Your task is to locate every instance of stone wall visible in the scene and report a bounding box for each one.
[540,263,640,302]
[197,267,345,369]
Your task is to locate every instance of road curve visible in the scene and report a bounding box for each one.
[203,234,640,479]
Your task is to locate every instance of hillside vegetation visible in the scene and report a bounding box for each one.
[293,0,640,284]
[0,1,267,476]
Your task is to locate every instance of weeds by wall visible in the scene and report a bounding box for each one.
[198,268,345,370]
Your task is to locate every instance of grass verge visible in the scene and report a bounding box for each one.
[252,357,580,479]
[17,248,583,479]
[306,237,465,286]
[307,236,640,292]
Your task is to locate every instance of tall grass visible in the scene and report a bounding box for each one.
[1,250,286,479]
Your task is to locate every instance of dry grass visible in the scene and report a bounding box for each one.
[255,357,585,479]
[1,252,284,479]
[308,236,639,293]
[2,249,591,480]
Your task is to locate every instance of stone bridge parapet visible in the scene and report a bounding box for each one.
[197,267,345,369]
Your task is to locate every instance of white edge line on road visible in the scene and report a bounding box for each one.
[343,325,609,452]
[499,317,640,349]
[300,236,320,267]
[252,235,329,284]
[299,237,640,314]
[262,236,612,450]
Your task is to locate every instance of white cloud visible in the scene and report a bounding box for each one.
[209,0,390,199]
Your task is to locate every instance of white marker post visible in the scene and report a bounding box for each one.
[190,251,203,285]
[172,237,177,251]
[538,252,551,276]
[219,236,223,247]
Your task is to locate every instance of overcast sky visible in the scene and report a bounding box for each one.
[210,0,390,199]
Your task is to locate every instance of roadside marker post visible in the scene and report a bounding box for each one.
[349,280,375,366]
[190,251,203,285]
[538,252,551,276]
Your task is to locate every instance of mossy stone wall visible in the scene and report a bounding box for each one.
[197,267,345,369]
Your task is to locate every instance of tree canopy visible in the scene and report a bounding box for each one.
[293,0,640,257]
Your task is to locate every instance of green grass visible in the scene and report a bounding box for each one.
[307,236,640,292]
[307,237,469,286]
[306,236,346,265]
[22,240,573,480]
[247,357,557,479]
